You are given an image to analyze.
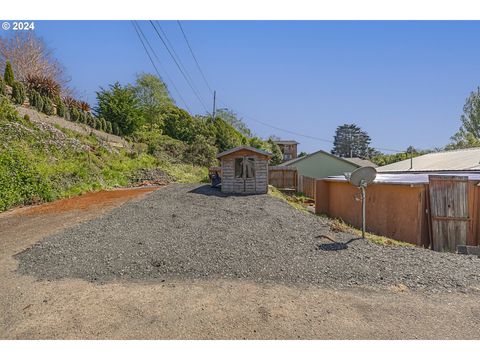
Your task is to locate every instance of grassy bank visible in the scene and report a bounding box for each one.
[0,97,207,212]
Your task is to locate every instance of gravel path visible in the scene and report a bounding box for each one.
[15,184,480,292]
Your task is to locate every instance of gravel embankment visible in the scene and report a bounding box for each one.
[15,184,480,292]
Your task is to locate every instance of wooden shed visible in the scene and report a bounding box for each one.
[217,146,272,194]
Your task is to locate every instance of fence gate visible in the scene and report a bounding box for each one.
[428,175,469,252]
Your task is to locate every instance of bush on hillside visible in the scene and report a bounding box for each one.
[95,82,145,135]
[4,61,14,86]
[56,100,67,117]
[12,81,26,105]
[29,89,44,112]
[42,96,54,115]
[70,107,81,122]
[78,101,91,112]
[0,146,52,211]
[63,96,80,110]
[25,74,61,99]
[112,122,120,136]
[86,113,95,128]
[0,96,18,122]
[106,121,113,134]
[0,77,6,95]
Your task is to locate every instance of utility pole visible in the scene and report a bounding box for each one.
[212,90,216,120]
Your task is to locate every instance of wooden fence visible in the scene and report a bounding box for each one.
[297,175,316,198]
[268,166,298,190]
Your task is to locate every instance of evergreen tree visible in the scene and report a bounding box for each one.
[448,87,480,149]
[11,82,26,105]
[4,61,14,86]
[331,124,371,158]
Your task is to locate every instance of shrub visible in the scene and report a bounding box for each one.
[0,96,18,121]
[86,113,95,127]
[112,122,120,136]
[29,89,44,112]
[106,121,113,134]
[64,109,71,121]
[0,146,52,211]
[25,74,60,99]
[70,107,81,122]
[79,111,88,124]
[23,114,30,121]
[12,81,26,105]
[42,96,54,115]
[4,61,14,86]
[63,96,80,110]
[0,77,6,95]
[100,118,107,131]
[78,101,91,112]
[56,101,66,117]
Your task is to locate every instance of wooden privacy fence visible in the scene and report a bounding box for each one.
[268,166,298,190]
[297,175,316,198]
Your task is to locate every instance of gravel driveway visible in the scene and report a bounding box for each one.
[15,184,480,292]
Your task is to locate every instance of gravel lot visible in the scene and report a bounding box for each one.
[15,184,480,292]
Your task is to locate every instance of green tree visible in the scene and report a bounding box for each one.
[42,96,54,115]
[4,61,14,86]
[134,73,174,129]
[0,76,6,95]
[298,151,307,157]
[332,124,371,158]
[106,121,113,134]
[95,82,144,135]
[215,108,252,137]
[266,138,283,165]
[11,82,26,105]
[209,116,246,152]
[447,87,480,149]
[161,106,198,143]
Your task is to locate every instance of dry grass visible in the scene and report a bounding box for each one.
[268,186,308,212]
[319,215,414,247]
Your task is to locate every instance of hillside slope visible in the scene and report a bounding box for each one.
[0,97,207,212]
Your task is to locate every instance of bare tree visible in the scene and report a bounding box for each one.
[0,32,70,91]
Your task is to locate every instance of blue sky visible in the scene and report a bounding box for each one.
[15,20,480,153]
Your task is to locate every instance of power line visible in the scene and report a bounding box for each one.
[155,21,206,99]
[177,20,214,94]
[131,21,191,112]
[216,98,403,153]
[149,21,209,113]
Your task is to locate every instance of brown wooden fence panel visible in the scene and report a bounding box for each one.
[428,175,469,252]
[297,175,316,198]
[268,166,297,189]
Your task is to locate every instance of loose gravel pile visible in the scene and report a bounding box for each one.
[15,184,480,292]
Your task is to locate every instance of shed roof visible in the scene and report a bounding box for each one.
[324,171,480,185]
[377,147,480,172]
[216,146,272,159]
[342,157,378,168]
[280,149,364,168]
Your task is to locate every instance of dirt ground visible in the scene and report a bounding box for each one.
[1,186,480,339]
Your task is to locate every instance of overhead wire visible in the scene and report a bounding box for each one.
[149,20,209,113]
[131,21,191,112]
[143,21,404,155]
[177,20,214,94]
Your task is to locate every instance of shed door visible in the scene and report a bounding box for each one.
[428,175,469,252]
[234,157,256,193]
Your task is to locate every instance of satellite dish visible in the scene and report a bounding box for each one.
[345,166,377,239]
[348,166,377,187]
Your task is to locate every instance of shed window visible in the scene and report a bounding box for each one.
[234,157,256,178]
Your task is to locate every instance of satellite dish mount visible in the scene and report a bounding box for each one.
[345,166,377,239]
